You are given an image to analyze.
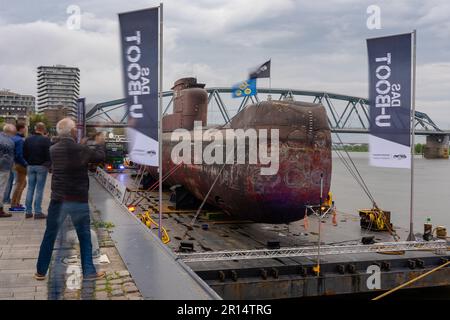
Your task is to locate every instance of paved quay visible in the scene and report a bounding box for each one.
[0,174,143,300]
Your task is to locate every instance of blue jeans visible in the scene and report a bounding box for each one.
[25,165,48,214]
[2,170,15,203]
[36,200,97,276]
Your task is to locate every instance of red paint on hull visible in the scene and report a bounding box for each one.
[148,78,331,223]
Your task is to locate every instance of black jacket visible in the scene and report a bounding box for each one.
[50,137,105,202]
[23,133,51,166]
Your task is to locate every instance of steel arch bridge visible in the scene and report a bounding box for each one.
[85,87,447,135]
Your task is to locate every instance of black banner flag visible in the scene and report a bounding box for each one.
[249,60,271,79]
[367,33,412,168]
[119,7,159,166]
[76,97,85,143]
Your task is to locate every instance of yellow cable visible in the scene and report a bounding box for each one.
[138,211,170,244]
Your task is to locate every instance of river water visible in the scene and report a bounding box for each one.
[326,152,449,299]
[331,152,450,232]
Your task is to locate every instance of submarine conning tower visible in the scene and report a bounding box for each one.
[162,77,208,132]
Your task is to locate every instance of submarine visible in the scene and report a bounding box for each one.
[148,77,332,223]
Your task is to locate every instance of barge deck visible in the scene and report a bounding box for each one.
[91,169,450,299]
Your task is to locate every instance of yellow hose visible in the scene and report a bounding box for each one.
[138,211,171,244]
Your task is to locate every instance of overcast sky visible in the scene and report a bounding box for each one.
[1,0,450,128]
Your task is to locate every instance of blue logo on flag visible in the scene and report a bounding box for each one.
[232,78,257,98]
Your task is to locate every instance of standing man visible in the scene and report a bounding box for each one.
[9,122,28,212]
[35,118,106,281]
[0,124,17,218]
[23,122,51,219]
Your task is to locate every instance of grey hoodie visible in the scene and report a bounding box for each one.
[0,132,15,171]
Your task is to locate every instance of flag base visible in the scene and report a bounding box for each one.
[406,231,416,241]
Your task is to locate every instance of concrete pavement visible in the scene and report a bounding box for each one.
[0,173,143,300]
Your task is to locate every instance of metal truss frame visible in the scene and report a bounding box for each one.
[85,88,446,134]
[176,240,448,263]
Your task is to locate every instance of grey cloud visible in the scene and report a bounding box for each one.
[0,0,449,127]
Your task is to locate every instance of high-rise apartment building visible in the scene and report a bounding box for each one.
[37,65,80,120]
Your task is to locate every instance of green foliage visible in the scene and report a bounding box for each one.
[28,114,51,133]
[335,143,428,155]
[92,220,115,229]
[86,127,98,139]
[414,143,424,154]
[336,144,369,152]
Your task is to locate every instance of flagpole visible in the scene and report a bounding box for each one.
[407,30,416,241]
[268,77,272,100]
[158,2,164,240]
[268,59,272,101]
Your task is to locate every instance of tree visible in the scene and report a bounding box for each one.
[415,143,424,155]
[28,114,51,134]
[86,127,98,139]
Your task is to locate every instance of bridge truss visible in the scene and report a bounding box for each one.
[85,88,445,134]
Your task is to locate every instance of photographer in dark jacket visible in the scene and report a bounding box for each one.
[23,122,51,219]
[35,118,106,281]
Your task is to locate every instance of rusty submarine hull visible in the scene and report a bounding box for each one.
[147,78,332,223]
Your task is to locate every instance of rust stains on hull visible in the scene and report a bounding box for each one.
[148,78,332,224]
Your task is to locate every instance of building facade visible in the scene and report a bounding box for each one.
[0,89,35,123]
[37,65,80,124]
